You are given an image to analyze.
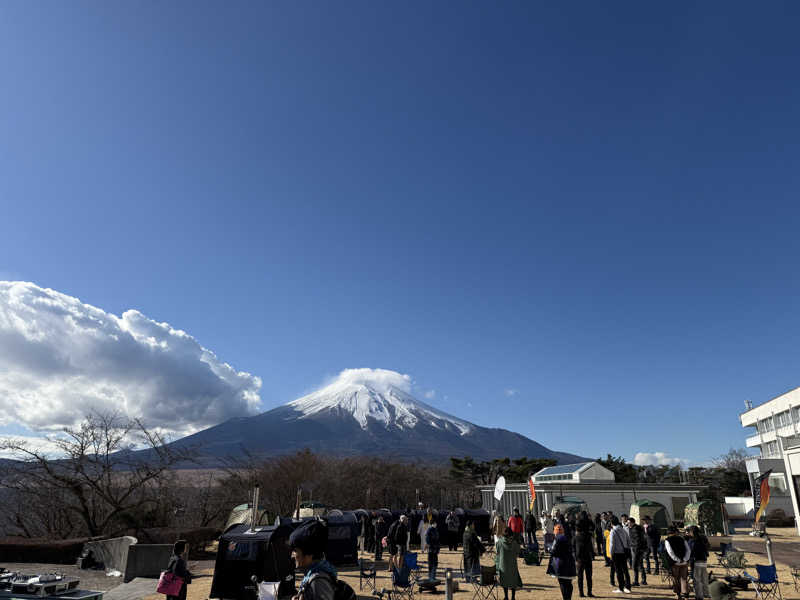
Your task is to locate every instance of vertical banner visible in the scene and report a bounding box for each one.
[528,476,536,511]
[753,470,772,523]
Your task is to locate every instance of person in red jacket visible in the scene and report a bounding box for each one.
[508,507,524,544]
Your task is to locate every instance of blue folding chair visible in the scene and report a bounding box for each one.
[392,562,418,600]
[404,552,421,578]
[744,564,783,600]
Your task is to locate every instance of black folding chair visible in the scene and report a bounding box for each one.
[471,565,498,600]
[360,558,377,592]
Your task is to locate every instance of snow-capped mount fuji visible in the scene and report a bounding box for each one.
[287,372,474,436]
[170,369,587,464]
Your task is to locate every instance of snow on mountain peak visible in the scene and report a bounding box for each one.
[288,368,473,435]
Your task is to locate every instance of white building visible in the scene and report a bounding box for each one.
[739,387,800,534]
[481,461,703,523]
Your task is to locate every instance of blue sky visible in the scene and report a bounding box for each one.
[2,2,800,465]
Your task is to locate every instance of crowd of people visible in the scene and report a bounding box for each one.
[363,505,719,600]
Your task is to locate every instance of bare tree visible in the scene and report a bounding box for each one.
[712,448,750,472]
[0,412,192,537]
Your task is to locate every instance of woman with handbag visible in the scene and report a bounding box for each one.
[163,539,194,600]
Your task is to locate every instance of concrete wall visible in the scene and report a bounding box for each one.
[124,544,173,583]
[83,536,137,574]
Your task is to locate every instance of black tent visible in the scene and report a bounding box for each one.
[273,514,359,566]
[210,524,295,600]
[456,508,491,542]
[325,511,359,565]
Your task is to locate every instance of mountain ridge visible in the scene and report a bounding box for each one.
[169,368,588,465]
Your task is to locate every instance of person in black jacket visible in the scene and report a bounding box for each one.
[664,526,691,599]
[688,526,709,600]
[642,516,661,574]
[524,511,537,547]
[165,539,194,600]
[387,515,409,570]
[573,512,595,597]
[627,518,647,586]
[373,514,389,561]
[462,521,485,581]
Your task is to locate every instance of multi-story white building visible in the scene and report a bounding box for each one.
[740,387,800,534]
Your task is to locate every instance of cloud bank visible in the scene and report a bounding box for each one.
[633,451,688,467]
[0,281,262,436]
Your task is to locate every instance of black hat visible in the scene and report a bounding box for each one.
[289,520,328,557]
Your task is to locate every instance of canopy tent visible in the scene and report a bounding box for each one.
[210,523,295,600]
[224,504,271,532]
[629,499,669,531]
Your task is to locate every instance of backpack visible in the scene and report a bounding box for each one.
[310,572,355,600]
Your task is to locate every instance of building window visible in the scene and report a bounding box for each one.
[793,406,800,424]
[775,411,791,428]
[763,441,779,457]
[759,418,774,433]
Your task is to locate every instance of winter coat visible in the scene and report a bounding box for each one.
[446,512,460,532]
[165,554,193,600]
[573,530,594,562]
[425,526,441,554]
[524,514,536,533]
[299,560,337,600]
[374,518,389,542]
[629,524,646,551]
[508,515,524,534]
[495,536,523,590]
[690,535,709,564]
[463,529,485,560]
[548,534,576,579]
[491,515,505,538]
[664,535,691,566]
[608,525,630,555]
[644,523,661,547]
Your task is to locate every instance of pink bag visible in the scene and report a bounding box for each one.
[157,571,184,596]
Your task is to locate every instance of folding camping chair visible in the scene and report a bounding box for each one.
[471,565,498,600]
[392,562,418,600]
[404,552,421,579]
[360,558,377,592]
[743,565,783,600]
[790,566,800,592]
[715,543,732,563]
[720,551,748,577]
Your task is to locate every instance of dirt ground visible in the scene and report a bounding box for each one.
[147,528,800,600]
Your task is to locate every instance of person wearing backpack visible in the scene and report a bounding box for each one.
[524,511,537,547]
[291,520,356,600]
[164,539,194,600]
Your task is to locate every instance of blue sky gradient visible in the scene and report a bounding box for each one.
[2,2,800,464]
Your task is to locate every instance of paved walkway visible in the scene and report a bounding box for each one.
[103,577,157,600]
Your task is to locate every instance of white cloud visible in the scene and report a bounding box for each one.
[0,281,262,437]
[424,389,436,399]
[0,435,66,459]
[504,389,518,397]
[633,451,688,467]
